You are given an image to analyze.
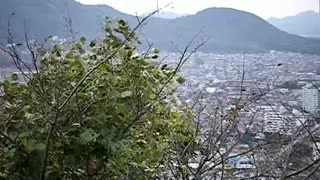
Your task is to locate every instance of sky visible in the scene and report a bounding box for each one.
[76,0,318,19]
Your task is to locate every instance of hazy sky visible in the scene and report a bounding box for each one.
[77,0,318,19]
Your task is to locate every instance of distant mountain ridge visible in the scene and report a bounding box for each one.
[268,11,320,37]
[1,0,320,55]
[142,8,320,54]
[152,11,187,19]
[0,0,134,40]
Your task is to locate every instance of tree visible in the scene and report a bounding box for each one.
[0,17,196,179]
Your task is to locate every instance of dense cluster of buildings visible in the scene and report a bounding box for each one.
[165,51,320,134]
[161,51,320,178]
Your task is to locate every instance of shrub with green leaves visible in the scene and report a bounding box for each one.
[0,18,195,179]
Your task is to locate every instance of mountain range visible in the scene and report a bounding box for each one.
[1,0,320,55]
[268,11,320,38]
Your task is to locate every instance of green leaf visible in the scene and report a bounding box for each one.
[24,112,33,119]
[149,94,157,100]
[118,19,126,26]
[80,129,99,144]
[176,76,186,84]
[89,41,96,47]
[161,64,168,70]
[151,54,158,59]
[80,37,86,44]
[6,148,15,158]
[121,91,133,98]
[2,80,10,88]
[22,139,35,153]
[34,143,46,151]
[136,139,148,146]
[152,150,162,160]
[11,74,18,81]
[152,48,160,54]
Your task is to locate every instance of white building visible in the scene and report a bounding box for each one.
[263,107,297,135]
[302,88,319,113]
[264,111,284,133]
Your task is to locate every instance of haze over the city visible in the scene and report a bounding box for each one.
[76,0,318,19]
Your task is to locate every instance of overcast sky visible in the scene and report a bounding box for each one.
[77,0,318,19]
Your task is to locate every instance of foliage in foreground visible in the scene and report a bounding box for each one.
[0,18,195,179]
